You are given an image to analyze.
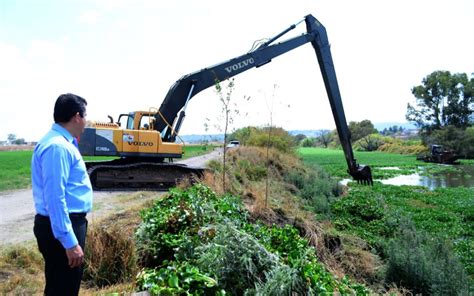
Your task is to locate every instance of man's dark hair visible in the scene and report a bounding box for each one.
[54,93,87,123]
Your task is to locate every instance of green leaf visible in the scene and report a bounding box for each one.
[168,274,179,288]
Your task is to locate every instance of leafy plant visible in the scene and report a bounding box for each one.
[136,261,222,296]
[135,184,247,267]
[135,184,369,295]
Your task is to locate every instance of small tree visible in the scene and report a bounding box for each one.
[316,130,332,147]
[348,120,378,143]
[214,78,244,192]
[263,84,281,207]
[7,133,16,144]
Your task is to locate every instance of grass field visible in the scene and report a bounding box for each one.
[0,150,33,191]
[0,144,216,192]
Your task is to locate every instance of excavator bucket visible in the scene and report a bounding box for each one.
[348,165,373,185]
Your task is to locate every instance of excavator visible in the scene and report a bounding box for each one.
[78,14,373,190]
[417,144,460,164]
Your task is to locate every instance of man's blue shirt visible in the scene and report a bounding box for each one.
[32,123,93,249]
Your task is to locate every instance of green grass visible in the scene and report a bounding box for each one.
[298,147,474,281]
[182,144,217,159]
[0,145,215,192]
[0,150,33,191]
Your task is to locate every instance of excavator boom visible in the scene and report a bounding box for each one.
[156,14,373,185]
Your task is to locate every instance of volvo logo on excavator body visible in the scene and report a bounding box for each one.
[127,141,154,147]
[225,58,254,73]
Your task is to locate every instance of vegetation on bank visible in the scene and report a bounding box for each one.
[299,148,473,294]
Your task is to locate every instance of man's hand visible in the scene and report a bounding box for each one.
[65,244,84,268]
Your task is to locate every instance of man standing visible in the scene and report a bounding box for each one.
[32,93,93,295]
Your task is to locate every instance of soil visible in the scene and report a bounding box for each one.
[0,149,222,246]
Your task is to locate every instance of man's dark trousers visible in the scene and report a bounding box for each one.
[34,214,88,296]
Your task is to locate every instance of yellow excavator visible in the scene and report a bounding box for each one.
[78,14,373,190]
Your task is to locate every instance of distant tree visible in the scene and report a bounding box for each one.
[348,120,377,143]
[381,125,405,136]
[7,133,16,143]
[294,133,307,144]
[316,130,332,147]
[13,138,26,145]
[230,126,257,145]
[301,137,315,147]
[406,71,473,135]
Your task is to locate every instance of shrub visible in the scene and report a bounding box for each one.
[284,165,338,216]
[195,223,281,295]
[232,126,296,153]
[135,184,247,267]
[353,133,387,151]
[385,219,470,295]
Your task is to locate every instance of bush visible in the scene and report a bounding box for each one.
[135,184,247,267]
[425,125,474,158]
[284,165,338,216]
[385,219,470,295]
[195,224,282,295]
[232,126,296,153]
[353,133,386,151]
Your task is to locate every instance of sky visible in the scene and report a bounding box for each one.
[1,0,473,141]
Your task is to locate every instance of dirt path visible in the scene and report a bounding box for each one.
[0,149,222,246]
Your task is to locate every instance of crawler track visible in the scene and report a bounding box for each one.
[86,159,205,191]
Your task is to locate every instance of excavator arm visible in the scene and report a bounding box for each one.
[156,14,373,185]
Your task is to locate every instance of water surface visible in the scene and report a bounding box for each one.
[342,165,474,190]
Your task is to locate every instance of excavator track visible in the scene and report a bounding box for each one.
[86,160,205,191]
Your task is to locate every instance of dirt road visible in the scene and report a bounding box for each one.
[0,149,222,246]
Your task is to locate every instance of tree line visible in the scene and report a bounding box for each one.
[287,71,473,158]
